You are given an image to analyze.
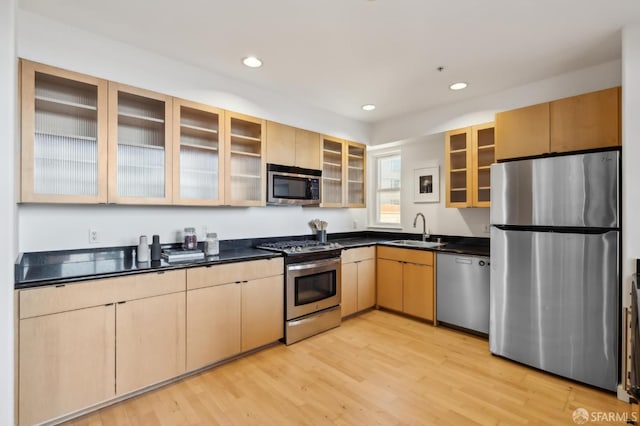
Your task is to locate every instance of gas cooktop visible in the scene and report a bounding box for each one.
[256,239,342,254]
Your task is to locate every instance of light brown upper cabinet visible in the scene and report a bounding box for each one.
[108,83,173,204]
[346,141,366,207]
[20,60,109,203]
[495,103,549,161]
[224,111,266,206]
[172,99,225,205]
[320,136,367,208]
[321,135,346,207]
[445,122,495,208]
[265,121,321,170]
[549,87,620,152]
[495,87,620,161]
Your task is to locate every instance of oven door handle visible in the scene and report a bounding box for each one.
[287,257,340,272]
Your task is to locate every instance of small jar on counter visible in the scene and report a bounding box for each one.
[204,232,219,256]
[183,227,197,250]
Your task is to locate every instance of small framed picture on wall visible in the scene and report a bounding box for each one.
[413,166,439,203]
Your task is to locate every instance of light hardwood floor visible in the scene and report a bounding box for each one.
[65,310,632,425]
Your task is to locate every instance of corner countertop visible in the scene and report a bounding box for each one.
[15,231,490,289]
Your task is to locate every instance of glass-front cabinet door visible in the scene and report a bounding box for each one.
[224,112,265,206]
[108,83,173,204]
[173,99,224,205]
[321,136,345,207]
[20,60,108,203]
[346,141,366,207]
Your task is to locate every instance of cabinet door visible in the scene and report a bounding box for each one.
[19,305,115,426]
[376,259,403,311]
[173,99,225,205]
[295,128,321,169]
[186,283,241,370]
[403,263,434,321]
[321,135,346,207]
[341,262,358,318]
[550,87,620,153]
[20,60,108,203]
[108,83,173,204]
[472,123,495,207]
[495,103,550,161]
[225,111,266,206]
[116,292,186,395]
[346,142,366,207]
[266,121,295,166]
[241,275,284,351]
[357,259,376,310]
[445,127,473,207]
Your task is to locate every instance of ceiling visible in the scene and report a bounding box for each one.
[18,0,640,124]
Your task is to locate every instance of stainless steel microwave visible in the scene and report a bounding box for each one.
[267,164,321,206]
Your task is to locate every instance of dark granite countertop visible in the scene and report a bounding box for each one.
[15,231,490,289]
[15,246,280,289]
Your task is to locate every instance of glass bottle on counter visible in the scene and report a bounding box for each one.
[204,232,219,256]
[183,227,197,250]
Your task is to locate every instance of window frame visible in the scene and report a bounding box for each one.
[371,151,401,228]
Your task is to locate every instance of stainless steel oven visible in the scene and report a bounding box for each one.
[286,257,341,320]
[255,239,342,345]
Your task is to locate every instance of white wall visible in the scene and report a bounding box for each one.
[372,60,622,145]
[16,10,371,252]
[368,134,490,238]
[1,0,17,424]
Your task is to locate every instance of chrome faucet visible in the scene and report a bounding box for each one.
[413,212,429,241]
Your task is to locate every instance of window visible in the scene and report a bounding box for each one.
[374,153,401,225]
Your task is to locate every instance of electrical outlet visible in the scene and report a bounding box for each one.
[89,228,98,243]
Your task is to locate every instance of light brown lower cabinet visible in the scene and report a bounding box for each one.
[341,247,376,318]
[19,305,115,426]
[376,247,434,321]
[115,292,186,395]
[186,258,284,371]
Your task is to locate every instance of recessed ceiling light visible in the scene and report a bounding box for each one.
[242,56,263,68]
[362,104,376,111]
[449,82,468,91]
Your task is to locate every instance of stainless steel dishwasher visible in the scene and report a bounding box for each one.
[436,252,490,335]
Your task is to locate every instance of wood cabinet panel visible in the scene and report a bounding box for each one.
[341,246,375,264]
[495,103,550,160]
[402,263,434,321]
[19,305,115,426]
[266,121,295,166]
[186,282,241,370]
[550,87,620,152]
[295,128,321,169]
[357,258,376,311]
[186,258,283,290]
[377,246,433,265]
[241,275,284,351]
[445,127,473,207]
[19,270,185,319]
[341,262,358,318]
[116,292,186,395]
[376,258,403,311]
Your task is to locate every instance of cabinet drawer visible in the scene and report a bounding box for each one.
[19,270,186,319]
[377,246,433,265]
[341,246,376,264]
[187,258,284,290]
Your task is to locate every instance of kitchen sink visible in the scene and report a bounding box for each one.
[385,240,446,249]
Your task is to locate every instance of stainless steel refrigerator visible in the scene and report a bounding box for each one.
[490,150,619,391]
